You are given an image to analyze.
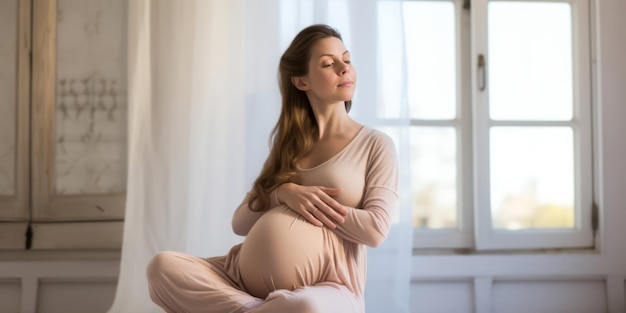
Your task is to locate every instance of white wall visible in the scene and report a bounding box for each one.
[410,0,626,312]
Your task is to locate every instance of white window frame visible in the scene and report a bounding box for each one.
[472,0,593,250]
[411,0,474,249]
[409,0,594,250]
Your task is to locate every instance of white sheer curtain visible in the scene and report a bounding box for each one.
[108,0,411,312]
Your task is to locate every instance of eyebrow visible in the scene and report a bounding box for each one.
[318,51,350,58]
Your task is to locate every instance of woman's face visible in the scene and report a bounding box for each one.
[295,37,356,106]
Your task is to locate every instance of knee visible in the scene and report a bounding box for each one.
[146,251,180,286]
[291,296,321,313]
[272,292,322,313]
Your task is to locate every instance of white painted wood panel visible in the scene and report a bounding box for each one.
[492,279,607,313]
[0,222,28,249]
[0,258,120,313]
[30,221,123,250]
[0,0,32,252]
[411,280,473,313]
[37,278,117,313]
[0,278,21,313]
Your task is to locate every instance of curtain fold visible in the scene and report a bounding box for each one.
[109,1,411,312]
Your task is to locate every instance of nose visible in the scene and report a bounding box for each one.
[338,62,349,75]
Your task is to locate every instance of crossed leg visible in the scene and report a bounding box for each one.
[248,283,363,313]
[146,251,363,313]
[147,251,262,313]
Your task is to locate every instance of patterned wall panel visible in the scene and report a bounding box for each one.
[55,0,127,195]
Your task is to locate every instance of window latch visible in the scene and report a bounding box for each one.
[478,54,486,91]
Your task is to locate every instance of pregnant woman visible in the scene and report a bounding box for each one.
[146,24,398,313]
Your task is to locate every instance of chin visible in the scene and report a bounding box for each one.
[339,93,355,101]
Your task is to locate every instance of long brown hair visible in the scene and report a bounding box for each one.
[248,24,352,211]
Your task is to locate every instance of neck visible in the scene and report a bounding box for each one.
[310,101,354,140]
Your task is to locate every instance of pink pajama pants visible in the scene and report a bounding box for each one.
[146,251,364,313]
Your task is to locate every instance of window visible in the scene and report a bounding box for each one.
[386,0,594,250]
[0,0,127,250]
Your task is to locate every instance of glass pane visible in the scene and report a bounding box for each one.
[0,0,18,196]
[404,1,457,120]
[490,127,575,230]
[488,2,573,121]
[55,0,127,195]
[411,127,458,228]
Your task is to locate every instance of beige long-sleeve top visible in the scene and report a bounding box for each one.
[231,126,399,299]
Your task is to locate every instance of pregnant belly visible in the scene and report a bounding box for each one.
[238,205,331,298]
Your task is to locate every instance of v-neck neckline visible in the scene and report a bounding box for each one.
[297,126,367,172]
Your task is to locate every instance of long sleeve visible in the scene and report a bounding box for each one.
[231,190,281,236]
[331,132,399,247]
[333,187,398,247]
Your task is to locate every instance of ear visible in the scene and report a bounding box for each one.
[291,76,309,91]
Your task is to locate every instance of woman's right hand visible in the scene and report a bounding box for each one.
[276,183,348,229]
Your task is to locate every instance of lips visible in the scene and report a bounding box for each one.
[338,81,354,87]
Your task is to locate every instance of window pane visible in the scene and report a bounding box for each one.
[55,0,128,195]
[0,0,18,196]
[490,127,575,230]
[488,2,573,121]
[411,127,457,228]
[404,1,457,120]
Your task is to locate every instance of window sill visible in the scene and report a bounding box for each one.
[412,247,599,256]
[0,249,121,261]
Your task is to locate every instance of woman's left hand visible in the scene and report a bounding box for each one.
[276,183,348,228]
